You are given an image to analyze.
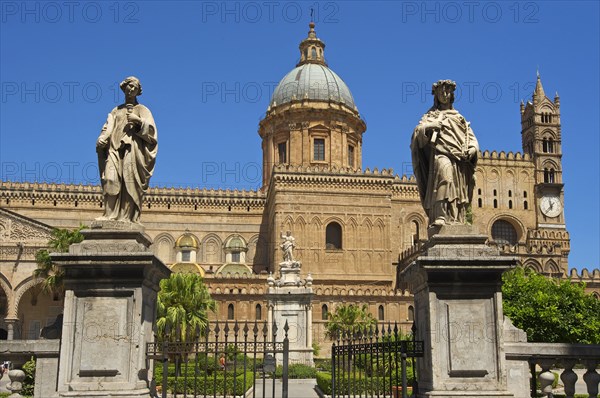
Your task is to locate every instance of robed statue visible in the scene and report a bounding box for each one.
[280,231,296,263]
[96,76,158,223]
[411,80,478,227]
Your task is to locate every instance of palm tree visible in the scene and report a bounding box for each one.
[325,303,377,340]
[156,272,216,376]
[156,272,216,343]
[34,226,85,297]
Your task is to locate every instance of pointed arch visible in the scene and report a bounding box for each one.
[201,233,223,264]
[153,233,175,265]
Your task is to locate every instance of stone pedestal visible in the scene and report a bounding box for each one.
[266,262,313,366]
[51,221,171,398]
[400,225,517,398]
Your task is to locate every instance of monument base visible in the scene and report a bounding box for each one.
[52,223,171,398]
[400,225,517,398]
[267,262,314,366]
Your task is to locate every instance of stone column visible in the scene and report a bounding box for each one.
[400,225,517,398]
[51,222,171,398]
[5,318,18,340]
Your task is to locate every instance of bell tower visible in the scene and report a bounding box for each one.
[520,73,569,274]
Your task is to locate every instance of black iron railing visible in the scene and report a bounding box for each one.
[331,322,424,398]
[147,320,289,398]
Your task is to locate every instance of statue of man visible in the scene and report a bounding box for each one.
[280,231,296,262]
[96,76,158,223]
[410,80,478,227]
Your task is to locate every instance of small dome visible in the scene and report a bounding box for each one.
[225,236,246,250]
[271,63,356,110]
[170,262,205,276]
[175,233,199,249]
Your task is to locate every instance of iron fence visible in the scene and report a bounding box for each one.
[147,320,289,398]
[331,323,424,398]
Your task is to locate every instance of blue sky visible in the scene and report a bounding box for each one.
[1,1,598,271]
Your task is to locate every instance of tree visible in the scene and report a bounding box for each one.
[325,303,376,340]
[156,272,216,343]
[502,267,600,344]
[34,226,85,296]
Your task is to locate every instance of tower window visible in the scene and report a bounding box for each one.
[347,145,355,168]
[411,220,420,245]
[524,191,527,198]
[227,304,235,320]
[509,200,513,209]
[408,306,414,322]
[491,220,518,246]
[278,142,287,164]
[478,188,482,195]
[321,304,328,321]
[524,200,528,209]
[493,189,497,196]
[508,190,512,197]
[314,138,325,161]
[311,47,317,59]
[255,304,262,320]
[493,199,498,208]
[326,222,342,249]
[378,305,385,321]
[478,198,483,208]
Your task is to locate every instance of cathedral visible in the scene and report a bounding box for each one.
[0,23,598,348]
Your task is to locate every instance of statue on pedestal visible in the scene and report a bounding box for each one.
[280,231,297,264]
[96,76,158,224]
[411,80,479,227]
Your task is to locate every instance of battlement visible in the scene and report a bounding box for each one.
[568,268,600,282]
[0,181,266,209]
[478,149,532,162]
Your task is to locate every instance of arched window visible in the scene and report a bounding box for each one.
[493,199,498,208]
[491,220,518,246]
[311,47,317,59]
[227,304,235,320]
[509,200,513,209]
[508,190,512,197]
[321,304,328,321]
[411,220,420,245]
[524,200,528,210]
[255,304,262,320]
[378,305,384,321]
[524,191,527,198]
[326,222,342,249]
[478,198,482,208]
[408,306,414,322]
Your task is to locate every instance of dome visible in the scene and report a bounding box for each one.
[175,233,199,249]
[270,64,356,110]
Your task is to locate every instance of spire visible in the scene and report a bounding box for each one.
[533,72,545,100]
[554,91,560,107]
[297,22,327,67]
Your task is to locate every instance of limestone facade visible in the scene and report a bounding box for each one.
[0,24,597,352]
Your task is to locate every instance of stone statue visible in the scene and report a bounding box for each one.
[280,231,296,263]
[411,80,478,227]
[96,76,158,223]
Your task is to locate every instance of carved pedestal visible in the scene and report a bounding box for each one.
[266,262,314,366]
[400,225,517,398]
[52,222,171,398]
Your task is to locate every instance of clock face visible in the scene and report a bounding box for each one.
[540,195,562,218]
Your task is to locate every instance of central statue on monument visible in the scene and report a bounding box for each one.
[411,79,479,227]
[280,230,297,264]
[96,76,158,224]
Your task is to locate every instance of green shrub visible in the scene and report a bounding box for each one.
[22,357,36,396]
[316,372,332,394]
[314,358,332,372]
[315,370,414,395]
[164,371,254,395]
[275,363,317,379]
